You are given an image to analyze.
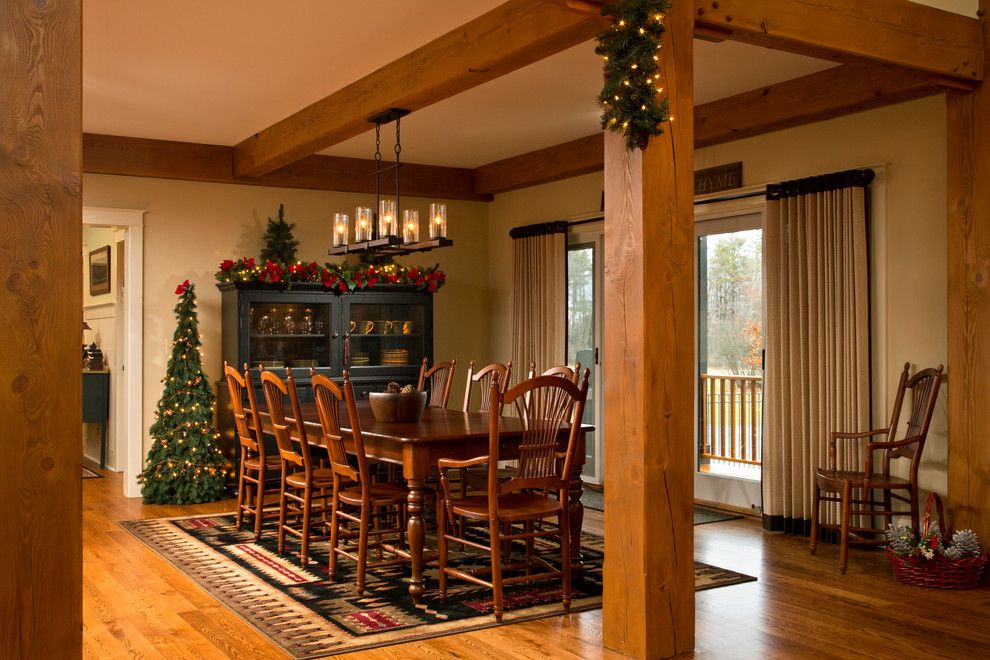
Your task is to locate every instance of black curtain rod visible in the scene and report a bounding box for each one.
[694,189,766,206]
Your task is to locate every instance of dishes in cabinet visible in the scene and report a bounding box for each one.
[380,348,409,365]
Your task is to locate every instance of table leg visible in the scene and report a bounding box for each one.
[406,477,426,603]
[568,433,586,573]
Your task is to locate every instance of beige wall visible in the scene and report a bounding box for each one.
[82,175,489,457]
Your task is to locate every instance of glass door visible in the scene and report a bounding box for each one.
[567,230,604,484]
[341,293,429,384]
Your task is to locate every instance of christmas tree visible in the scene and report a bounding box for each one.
[139,280,229,503]
[259,203,299,265]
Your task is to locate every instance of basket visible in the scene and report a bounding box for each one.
[887,492,988,589]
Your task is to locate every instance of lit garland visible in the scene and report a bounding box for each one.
[596,0,671,150]
[215,257,447,293]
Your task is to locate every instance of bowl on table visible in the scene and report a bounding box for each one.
[368,390,427,423]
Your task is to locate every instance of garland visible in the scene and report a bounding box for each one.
[215,257,446,293]
[595,0,671,150]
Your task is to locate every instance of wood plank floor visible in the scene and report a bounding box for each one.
[84,472,990,659]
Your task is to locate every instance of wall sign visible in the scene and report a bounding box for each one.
[695,162,743,196]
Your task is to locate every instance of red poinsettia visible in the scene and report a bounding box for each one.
[175,279,190,295]
[260,260,284,283]
[219,259,235,271]
[242,257,256,269]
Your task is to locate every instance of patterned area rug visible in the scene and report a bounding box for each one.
[121,513,754,658]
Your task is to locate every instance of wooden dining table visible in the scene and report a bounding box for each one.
[256,400,591,604]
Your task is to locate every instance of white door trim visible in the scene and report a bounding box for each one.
[83,207,145,498]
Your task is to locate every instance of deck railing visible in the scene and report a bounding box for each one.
[700,373,762,466]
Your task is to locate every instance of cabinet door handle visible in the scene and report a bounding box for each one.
[332,332,339,339]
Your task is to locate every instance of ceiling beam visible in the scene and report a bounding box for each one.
[471,63,972,195]
[232,0,608,177]
[694,0,983,82]
[83,134,491,202]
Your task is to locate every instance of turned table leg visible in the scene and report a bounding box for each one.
[406,477,426,603]
[568,431,586,573]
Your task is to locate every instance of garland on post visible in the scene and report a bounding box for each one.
[595,0,671,150]
[215,257,446,293]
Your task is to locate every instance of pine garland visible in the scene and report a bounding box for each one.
[595,0,672,150]
[259,204,300,265]
[138,280,230,503]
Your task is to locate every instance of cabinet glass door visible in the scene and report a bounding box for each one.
[344,299,426,377]
[248,301,332,369]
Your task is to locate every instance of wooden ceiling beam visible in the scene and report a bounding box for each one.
[472,63,972,195]
[232,0,608,177]
[83,134,491,202]
[694,0,983,82]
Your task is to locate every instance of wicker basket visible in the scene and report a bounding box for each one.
[887,493,988,589]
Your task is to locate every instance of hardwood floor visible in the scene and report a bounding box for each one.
[84,472,990,659]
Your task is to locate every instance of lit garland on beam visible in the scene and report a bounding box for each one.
[596,0,671,150]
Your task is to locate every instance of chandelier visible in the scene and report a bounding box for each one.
[328,108,452,257]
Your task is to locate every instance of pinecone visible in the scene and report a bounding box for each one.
[950,529,982,558]
[886,524,917,556]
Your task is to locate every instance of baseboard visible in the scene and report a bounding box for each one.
[694,498,760,521]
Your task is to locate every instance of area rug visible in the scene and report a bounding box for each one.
[121,513,755,658]
[581,490,744,525]
[83,466,102,479]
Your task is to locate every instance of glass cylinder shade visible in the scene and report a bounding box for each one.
[402,209,420,244]
[333,212,349,247]
[379,200,398,238]
[429,202,447,239]
[355,206,373,242]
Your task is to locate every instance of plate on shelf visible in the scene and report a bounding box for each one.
[250,360,285,369]
[351,352,370,366]
[289,359,318,368]
[380,348,409,365]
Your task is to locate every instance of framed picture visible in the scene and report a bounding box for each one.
[89,246,111,296]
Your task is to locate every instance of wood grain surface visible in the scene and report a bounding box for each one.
[0,0,83,655]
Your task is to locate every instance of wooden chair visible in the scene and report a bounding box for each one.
[260,369,330,567]
[810,362,944,573]
[525,361,582,385]
[311,370,409,595]
[224,362,281,541]
[437,370,590,621]
[417,358,456,409]
[462,360,512,413]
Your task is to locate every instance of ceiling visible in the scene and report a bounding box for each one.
[83,0,979,170]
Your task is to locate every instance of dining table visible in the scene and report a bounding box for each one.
[256,399,591,604]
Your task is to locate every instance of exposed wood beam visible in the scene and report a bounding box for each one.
[474,63,966,195]
[472,134,605,195]
[694,0,983,82]
[695,63,975,148]
[0,0,82,655]
[946,0,990,550]
[232,0,608,177]
[602,0,695,656]
[83,134,491,202]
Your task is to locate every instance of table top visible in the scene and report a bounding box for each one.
[261,400,591,445]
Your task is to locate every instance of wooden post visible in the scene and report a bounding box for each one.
[602,1,694,656]
[0,0,83,656]
[946,2,990,545]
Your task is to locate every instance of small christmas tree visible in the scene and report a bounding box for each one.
[259,203,299,265]
[139,280,229,503]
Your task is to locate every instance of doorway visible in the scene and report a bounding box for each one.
[694,198,764,510]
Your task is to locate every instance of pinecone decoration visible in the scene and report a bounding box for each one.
[887,524,916,556]
[950,529,982,558]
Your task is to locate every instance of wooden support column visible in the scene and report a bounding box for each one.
[602,1,694,657]
[0,0,83,656]
[946,2,990,546]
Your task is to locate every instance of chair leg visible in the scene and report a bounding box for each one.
[490,518,504,622]
[329,486,340,579]
[810,484,820,555]
[300,487,313,566]
[437,500,448,600]
[883,489,893,532]
[235,457,246,531]
[357,504,370,596]
[559,511,571,611]
[909,488,920,534]
[839,480,852,574]
[277,474,288,555]
[254,469,266,542]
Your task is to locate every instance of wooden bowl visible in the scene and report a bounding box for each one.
[368,390,427,423]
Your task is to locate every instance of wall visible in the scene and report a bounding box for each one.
[82,175,490,458]
[486,94,950,500]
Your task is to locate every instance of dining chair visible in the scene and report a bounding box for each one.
[224,362,281,541]
[311,370,409,595]
[810,362,944,573]
[462,360,511,413]
[261,368,331,567]
[417,358,456,409]
[437,369,590,621]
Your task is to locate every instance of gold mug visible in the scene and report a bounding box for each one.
[402,320,414,335]
[349,320,357,333]
[363,320,375,334]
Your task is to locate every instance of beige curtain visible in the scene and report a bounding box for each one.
[510,222,567,385]
[762,170,873,534]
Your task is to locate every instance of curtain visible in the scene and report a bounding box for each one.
[510,221,567,385]
[762,169,874,534]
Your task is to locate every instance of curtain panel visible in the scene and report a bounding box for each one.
[510,222,567,384]
[762,169,874,534]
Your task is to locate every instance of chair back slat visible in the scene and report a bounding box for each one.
[260,369,310,470]
[891,364,944,462]
[418,358,456,409]
[224,362,260,455]
[463,360,512,413]
[311,372,359,483]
